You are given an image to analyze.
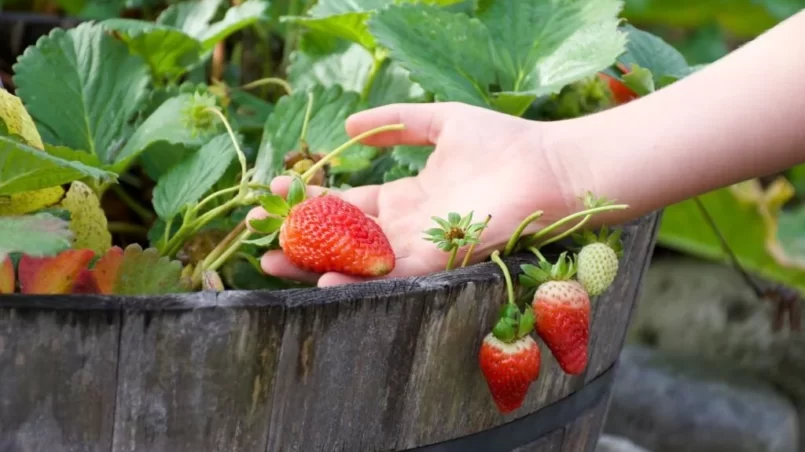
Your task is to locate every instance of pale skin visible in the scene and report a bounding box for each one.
[247,9,805,287]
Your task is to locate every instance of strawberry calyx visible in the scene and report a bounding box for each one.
[488,250,535,342]
[518,251,578,288]
[572,225,624,258]
[424,211,490,270]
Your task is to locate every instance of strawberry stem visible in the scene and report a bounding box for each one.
[301,123,405,184]
[239,77,293,96]
[536,214,591,248]
[461,214,492,267]
[524,204,628,247]
[204,107,248,192]
[298,92,315,155]
[490,250,515,306]
[445,246,459,271]
[504,210,544,256]
[527,246,548,264]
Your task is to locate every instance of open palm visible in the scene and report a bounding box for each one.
[248,102,591,287]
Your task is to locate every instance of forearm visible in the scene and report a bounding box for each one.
[551,9,805,222]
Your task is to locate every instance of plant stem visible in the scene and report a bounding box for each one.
[240,77,293,95]
[162,217,174,251]
[524,204,628,246]
[298,91,315,153]
[361,54,386,101]
[445,246,458,271]
[204,107,248,187]
[191,220,247,283]
[461,214,492,267]
[527,246,548,264]
[111,184,154,223]
[301,123,405,183]
[195,186,241,214]
[503,210,544,256]
[490,250,515,305]
[536,214,591,248]
[207,229,252,276]
[236,251,264,274]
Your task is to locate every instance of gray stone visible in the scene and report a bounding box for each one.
[604,344,799,452]
[628,256,805,401]
[596,435,652,452]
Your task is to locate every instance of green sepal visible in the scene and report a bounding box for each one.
[517,307,535,338]
[242,231,279,248]
[286,175,306,208]
[249,216,283,234]
[500,303,521,321]
[519,251,577,286]
[571,225,624,257]
[258,193,290,217]
[581,191,615,209]
[621,64,655,97]
[422,210,489,252]
[492,316,517,343]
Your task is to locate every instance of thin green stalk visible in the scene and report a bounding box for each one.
[236,251,264,274]
[162,217,174,251]
[207,230,252,276]
[298,92,315,152]
[490,250,515,305]
[240,77,293,95]
[525,204,628,246]
[301,123,406,183]
[536,214,591,248]
[194,185,241,214]
[445,246,458,271]
[503,210,544,256]
[461,214,492,267]
[111,184,154,223]
[527,246,548,264]
[204,107,248,188]
[361,55,386,101]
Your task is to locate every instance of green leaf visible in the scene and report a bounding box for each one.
[157,0,223,37]
[369,4,494,107]
[114,93,215,173]
[101,19,203,81]
[658,185,805,295]
[252,84,371,184]
[249,216,284,234]
[0,213,73,259]
[257,193,290,217]
[283,0,391,50]
[517,306,535,338]
[152,133,238,220]
[12,22,151,164]
[621,64,655,96]
[617,24,692,87]
[286,175,306,207]
[242,231,279,248]
[369,1,625,111]
[778,205,805,264]
[476,0,622,92]
[0,136,116,195]
[288,36,426,107]
[198,0,271,50]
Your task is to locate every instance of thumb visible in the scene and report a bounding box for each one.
[345,102,463,147]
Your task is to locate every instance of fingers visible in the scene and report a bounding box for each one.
[345,102,463,147]
[259,250,322,285]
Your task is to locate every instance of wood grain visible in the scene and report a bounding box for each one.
[0,212,661,452]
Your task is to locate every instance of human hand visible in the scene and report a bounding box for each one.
[246,102,596,287]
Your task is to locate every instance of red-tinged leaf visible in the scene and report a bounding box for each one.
[91,246,124,294]
[18,249,95,294]
[0,257,14,293]
[72,268,100,294]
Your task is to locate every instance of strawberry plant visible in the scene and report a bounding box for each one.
[1,0,671,301]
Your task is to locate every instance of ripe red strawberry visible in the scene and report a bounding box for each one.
[479,332,541,413]
[519,252,591,375]
[532,279,590,375]
[279,194,395,276]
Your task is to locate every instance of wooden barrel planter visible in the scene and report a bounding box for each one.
[0,212,661,452]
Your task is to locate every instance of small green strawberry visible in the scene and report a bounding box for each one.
[573,226,623,297]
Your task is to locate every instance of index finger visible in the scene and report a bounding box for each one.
[345,102,461,147]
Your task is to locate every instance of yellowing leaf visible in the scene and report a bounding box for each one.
[59,181,112,255]
[0,187,64,215]
[0,88,44,149]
